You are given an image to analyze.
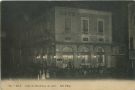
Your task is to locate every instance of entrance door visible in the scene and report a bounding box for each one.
[80,55,89,64]
[78,54,89,68]
[62,55,73,68]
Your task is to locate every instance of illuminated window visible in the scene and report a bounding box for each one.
[63,55,73,60]
[80,55,89,63]
[81,17,89,34]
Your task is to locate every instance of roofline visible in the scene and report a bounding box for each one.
[54,6,112,16]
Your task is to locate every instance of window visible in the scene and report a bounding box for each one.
[57,59,62,61]
[83,37,88,41]
[80,55,89,63]
[81,17,89,34]
[65,13,71,33]
[97,19,104,34]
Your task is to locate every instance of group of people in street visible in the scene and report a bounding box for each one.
[32,57,107,79]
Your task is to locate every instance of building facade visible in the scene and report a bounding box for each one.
[2,3,130,79]
[53,7,113,69]
[20,6,128,75]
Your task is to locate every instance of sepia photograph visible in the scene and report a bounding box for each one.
[1,1,135,90]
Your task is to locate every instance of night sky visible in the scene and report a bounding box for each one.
[1,1,131,77]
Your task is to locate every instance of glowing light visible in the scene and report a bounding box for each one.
[63,55,73,59]
[77,55,81,58]
[43,55,47,59]
[93,55,97,58]
[54,56,57,59]
[36,55,41,59]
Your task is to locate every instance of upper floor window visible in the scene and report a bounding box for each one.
[65,13,71,33]
[81,17,89,34]
[83,37,89,41]
[97,19,104,34]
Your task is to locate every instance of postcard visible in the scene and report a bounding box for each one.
[1,1,135,90]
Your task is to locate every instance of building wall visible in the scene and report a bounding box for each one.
[54,7,113,68]
[55,7,112,43]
